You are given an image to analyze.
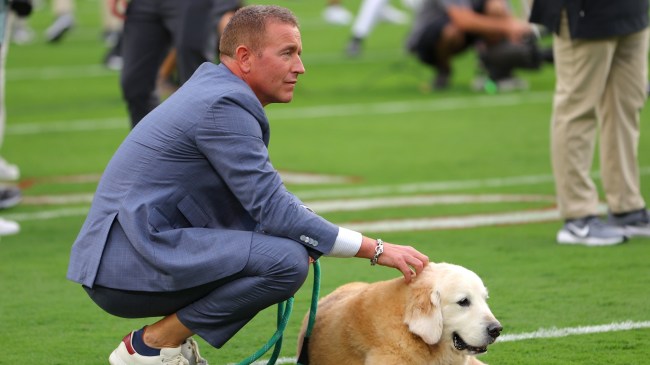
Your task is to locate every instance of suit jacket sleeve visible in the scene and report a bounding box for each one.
[195,90,339,257]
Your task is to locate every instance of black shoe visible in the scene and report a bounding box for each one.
[345,37,363,57]
[433,70,451,90]
[608,208,650,238]
[0,186,21,210]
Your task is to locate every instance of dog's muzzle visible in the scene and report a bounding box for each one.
[453,322,502,354]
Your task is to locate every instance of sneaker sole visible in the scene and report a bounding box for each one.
[109,350,128,365]
[557,231,627,246]
[623,225,650,238]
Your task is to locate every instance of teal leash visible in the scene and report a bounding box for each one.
[236,260,321,365]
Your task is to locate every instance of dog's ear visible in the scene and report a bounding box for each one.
[404,282,443,345]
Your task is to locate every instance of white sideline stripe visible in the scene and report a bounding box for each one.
[342,204,607,233]
[307,194,555,213]
[7,203,597,229]
[17,193,554,209]
[226,321,650,365]
[5,51,399,81]
[5,64,117,81]
[497,321,650,343]
[297,166,650,199]
[6,118,127,135]
[297,174,556,199]
[21,172,350,186]
[267,92,552,120]
[3,207,89,221]
[5,92,551,135]
[340,207,563,233]
[21,193,95,205]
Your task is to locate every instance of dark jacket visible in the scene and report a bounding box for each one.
[530,0,648,39]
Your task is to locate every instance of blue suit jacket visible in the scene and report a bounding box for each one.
[67,62,339,291]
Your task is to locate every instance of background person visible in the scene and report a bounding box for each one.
[530,0,650,246]
[67,5,429,365]
[0,0,30,236]
[406,0,540,90]
[120,0,220,127]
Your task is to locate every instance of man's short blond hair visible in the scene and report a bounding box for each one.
[219,5,300,58]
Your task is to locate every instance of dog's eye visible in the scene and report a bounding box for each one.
[457,298,471,307]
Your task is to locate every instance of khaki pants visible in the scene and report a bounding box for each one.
[551,12,648,219]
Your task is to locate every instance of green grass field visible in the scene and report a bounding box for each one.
[1,0,649,364]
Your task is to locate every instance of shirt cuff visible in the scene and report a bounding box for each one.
[327,227,362,257]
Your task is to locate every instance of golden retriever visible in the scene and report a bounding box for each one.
[298,262,502,365]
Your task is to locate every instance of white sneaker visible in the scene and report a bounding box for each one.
[323,5,353,26]
[109,332,189,365]
[0,157,20,181]
[180,338,208,365]
[557,216,627,246]
[0,217,20,236]
[12,21,35,45]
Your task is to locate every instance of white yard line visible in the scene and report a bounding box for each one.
[296,166,650,199]
[497,320,650,342]
[227,320,650,365]
[6,92,552,135]
[296,174,556,199]
[340,205,608,233]
[16,193,554,209]
[307,194,555,213]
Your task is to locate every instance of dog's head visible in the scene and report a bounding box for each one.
[403,263,502,355]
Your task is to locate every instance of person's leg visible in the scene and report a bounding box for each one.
[0,10,21,181]
[551,11,611,220]
[45,0,75,42]
[599,28,648,214]
[120,0,172,127]
[174,0,218,84]
[551,11,628,245]
[431,21,466,88]
[346,0,388,56]
[176,234,309,348]
[86,234,309,349]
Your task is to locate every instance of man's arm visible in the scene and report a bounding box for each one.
[447,3,532,42]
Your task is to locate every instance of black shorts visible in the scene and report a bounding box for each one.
[412,18,448,67]
[411,15,479,67]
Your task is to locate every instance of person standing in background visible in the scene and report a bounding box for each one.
[0,0,30,236]
[530,0,650,246]
[120,0,220,127]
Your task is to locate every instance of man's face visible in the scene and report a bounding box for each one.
[246,21,305,106]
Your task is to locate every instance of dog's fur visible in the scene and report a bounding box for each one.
[298,263,501,365]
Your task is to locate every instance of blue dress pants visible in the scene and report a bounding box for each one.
[84,233,310,348]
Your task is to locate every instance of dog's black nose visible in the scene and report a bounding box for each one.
[487,323,503,338]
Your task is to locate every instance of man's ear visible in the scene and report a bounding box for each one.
[234,45,252,73]
[404,282,443,345]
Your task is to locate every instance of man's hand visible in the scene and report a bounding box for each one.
[376,241,429,283]
[356,236,429,283]
[505,19,533,43]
